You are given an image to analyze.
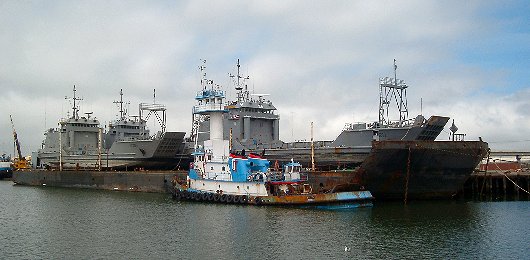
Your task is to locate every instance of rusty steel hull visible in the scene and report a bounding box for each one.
[171,189,373,208]
[253,190,373,206]
[306,140,489,200]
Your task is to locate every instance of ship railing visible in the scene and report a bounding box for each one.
[193,104,227,113]
[195,89,226,99]
[355,118,417,130]
[267,171,284,181]
[343,122,368,131]
[139,103,166,111]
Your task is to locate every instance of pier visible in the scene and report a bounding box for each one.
[462,153,530,200]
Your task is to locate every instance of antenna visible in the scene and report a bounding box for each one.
[229,59,250,102]
[113,89,125,120]
[199,59,207,89]
[44,97,47,130]
[66,85,83,119]
[420,98,423,115]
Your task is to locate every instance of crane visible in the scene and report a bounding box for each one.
[9,115,29,170]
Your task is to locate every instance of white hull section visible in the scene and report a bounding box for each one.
[189,179,269,196]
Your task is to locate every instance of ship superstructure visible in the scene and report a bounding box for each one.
[331,59,448,149]
[192,59,282,151]
[36,86,102,169]
[102,89,187,169]
[103,89,150,148]
[35,86,187,170]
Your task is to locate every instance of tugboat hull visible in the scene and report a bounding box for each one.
[171,188,373,208]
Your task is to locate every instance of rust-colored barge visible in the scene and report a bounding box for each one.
[304,140,489,200]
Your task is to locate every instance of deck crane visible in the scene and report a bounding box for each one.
[9,115,29,170]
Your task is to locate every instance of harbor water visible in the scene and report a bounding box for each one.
[0,181,528,259]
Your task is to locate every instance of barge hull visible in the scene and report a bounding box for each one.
[13,170,186,193]
[306,140,488,200]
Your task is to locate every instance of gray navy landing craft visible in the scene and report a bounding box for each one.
[191,59,453,167]
[34,86,189,170]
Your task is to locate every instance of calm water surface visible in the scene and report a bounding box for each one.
[0,181,528,259]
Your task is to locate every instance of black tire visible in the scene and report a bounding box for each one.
[213,193,221,202]
[233,195,241,203]
[220,194,227,203]
[193,192,201,201]
[182,191,190,200]
[206,193,214,201]
[226,195,234,203]
[240,195,248,204]
[173,191,181,200]
[255,197,262,205]
[200,193,208,201]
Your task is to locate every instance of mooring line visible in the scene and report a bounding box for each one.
[492,161,530,195]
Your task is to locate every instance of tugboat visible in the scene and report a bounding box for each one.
[172,64,373,208]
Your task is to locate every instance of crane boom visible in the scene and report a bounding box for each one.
[9,115,28,170]
[9,115,23,160]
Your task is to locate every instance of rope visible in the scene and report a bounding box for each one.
[480,151,490,197]
[491,161,530,195]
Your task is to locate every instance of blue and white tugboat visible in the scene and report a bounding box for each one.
[172,65,373,208]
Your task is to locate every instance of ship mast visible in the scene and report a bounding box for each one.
[68,85,83,119]
[191,59,211,143]
[230,59,250,102]
[113,89,126,121]
[378,59,408,127]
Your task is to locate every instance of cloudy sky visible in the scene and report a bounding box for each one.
[1,0,529,157]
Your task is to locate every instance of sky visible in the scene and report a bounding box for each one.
[1,0,530,157]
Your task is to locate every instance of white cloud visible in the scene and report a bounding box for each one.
[1,0,529,156]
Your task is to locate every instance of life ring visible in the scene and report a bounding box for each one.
[226,194,234,203]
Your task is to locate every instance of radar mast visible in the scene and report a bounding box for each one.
[378,59,409,127]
